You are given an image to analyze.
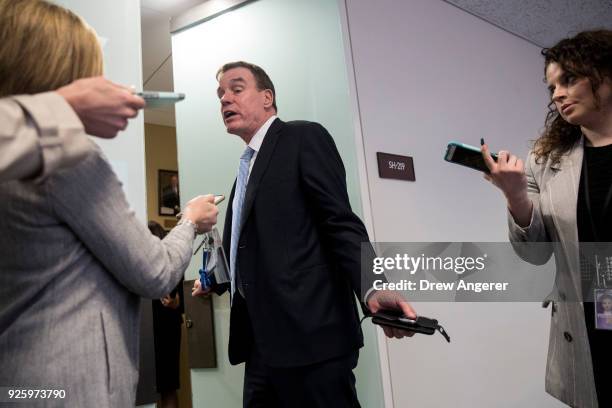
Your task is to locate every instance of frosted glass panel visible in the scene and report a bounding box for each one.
[172,0,382,406]
[56,0,146,222]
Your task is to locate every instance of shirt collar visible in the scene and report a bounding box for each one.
[248,115,277,153]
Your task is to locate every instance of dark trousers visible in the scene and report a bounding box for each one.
[243,347,361,408]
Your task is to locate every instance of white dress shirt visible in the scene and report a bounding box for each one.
[231,114,277,222]
[245,115,277,180]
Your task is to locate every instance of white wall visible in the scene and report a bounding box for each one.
[342,0,563,406]
[56,0,147,223]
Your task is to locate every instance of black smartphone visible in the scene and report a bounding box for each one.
[444,141,497,173]
[372,310,433,334]
[370,309,451,342]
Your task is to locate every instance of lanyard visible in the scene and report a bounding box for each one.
[199,249,211,288]
[198,235,214,289]
[581,153,612,242]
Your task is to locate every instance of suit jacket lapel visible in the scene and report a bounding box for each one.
[223,181,237,255]
[546,137,584,296]
[547,139,583,243]
[239,118,283,233]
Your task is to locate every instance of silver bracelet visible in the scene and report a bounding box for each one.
[178,218,198,236]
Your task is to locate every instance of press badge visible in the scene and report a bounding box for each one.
[194,227,230,289]
[595,288,612,331]
[580,251,612,330]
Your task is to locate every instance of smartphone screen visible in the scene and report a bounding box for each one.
[445,142,497,173]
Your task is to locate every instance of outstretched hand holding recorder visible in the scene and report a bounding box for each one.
[370,309,451,343]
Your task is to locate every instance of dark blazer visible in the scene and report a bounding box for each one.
[220,118,375,367]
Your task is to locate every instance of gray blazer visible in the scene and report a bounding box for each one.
[0,93,91,182]
[0,142,195,407]
[509,138,598,408]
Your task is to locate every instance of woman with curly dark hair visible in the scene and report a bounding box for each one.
[482,30,612,408]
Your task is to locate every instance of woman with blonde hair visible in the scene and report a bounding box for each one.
[483,30,612,407]
[0,0,103,96]
[0,1,218,406]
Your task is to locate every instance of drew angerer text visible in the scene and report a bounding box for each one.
[370,254,509,293]
[372,279,509,293]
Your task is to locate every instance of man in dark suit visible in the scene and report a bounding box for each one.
[193,61,415,407]
[162,174,180,215]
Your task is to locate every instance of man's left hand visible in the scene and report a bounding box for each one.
[192,279,211,297]
[367,290,417,339]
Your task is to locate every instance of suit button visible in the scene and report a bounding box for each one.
[563,331,573,342]
[239,244,247,249]
[559,292,566,301]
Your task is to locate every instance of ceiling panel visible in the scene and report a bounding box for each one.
[140,0,612,125]
[444,0,612,47]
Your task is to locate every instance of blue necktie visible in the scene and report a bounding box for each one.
[230,146,255,301]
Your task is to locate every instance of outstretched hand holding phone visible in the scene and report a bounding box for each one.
[56,77,145,138]
[480,143,533,228]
